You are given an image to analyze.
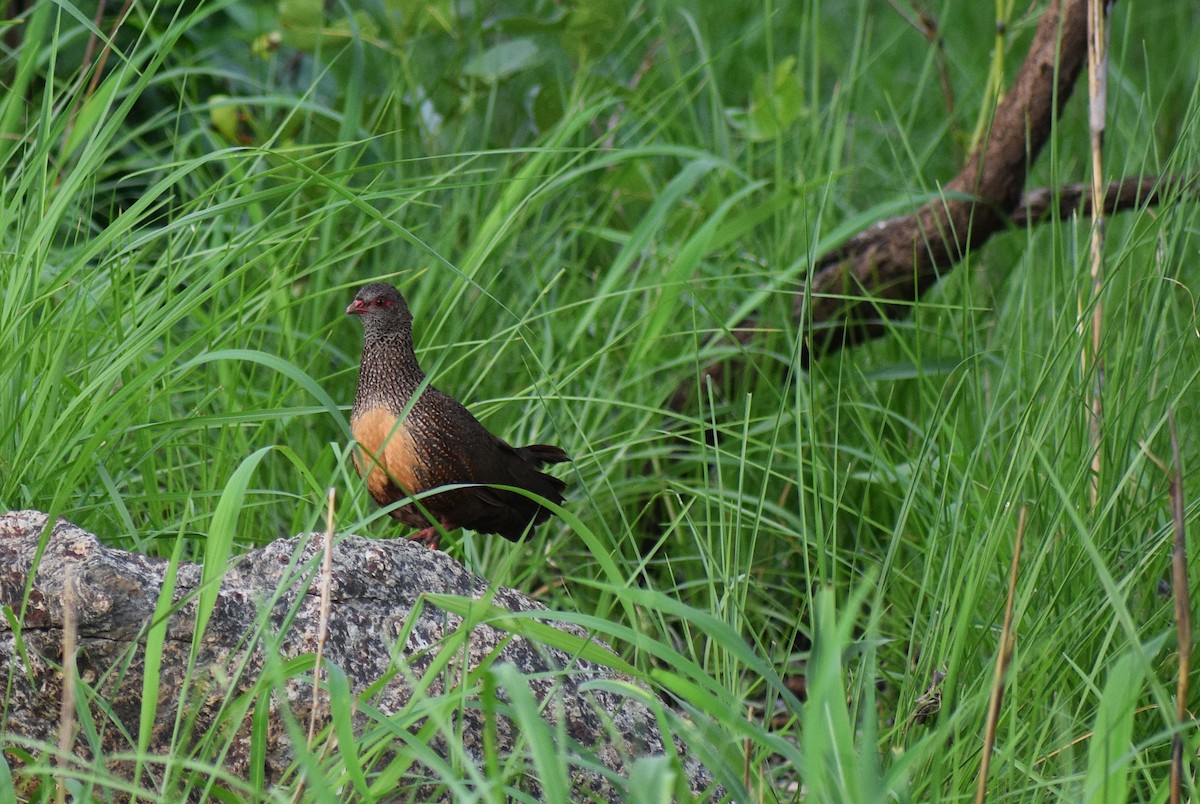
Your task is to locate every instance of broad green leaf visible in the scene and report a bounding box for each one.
[279,0,324,49]
[463,38,544,83]
[1083,647,1155,804]
[729,56,806,141]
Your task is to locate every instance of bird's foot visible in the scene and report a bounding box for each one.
[407,526,440,551]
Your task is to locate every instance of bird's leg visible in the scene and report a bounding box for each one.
[407,518,450,551]
[407,527,439,550]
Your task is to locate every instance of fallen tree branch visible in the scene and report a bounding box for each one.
[671,170,1187,411]
[677,0,1194,399]
[797,0,1090,363]
[1009,173,1193,228]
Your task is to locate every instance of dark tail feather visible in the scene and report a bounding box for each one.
[486,443,568,541]
[518,443,570,467]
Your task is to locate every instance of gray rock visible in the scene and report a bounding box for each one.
[0,510,716,800]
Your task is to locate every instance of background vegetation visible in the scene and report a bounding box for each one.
[1,0,1198,800]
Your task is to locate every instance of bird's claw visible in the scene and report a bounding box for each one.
[407,526,440,551]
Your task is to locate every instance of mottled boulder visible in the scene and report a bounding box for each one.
[0,510,714,800]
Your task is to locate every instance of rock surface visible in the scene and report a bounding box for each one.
[0,510,714,800]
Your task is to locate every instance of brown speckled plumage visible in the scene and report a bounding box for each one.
[347,282,569,548]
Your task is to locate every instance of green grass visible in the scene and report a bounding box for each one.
[2,0,1199,800]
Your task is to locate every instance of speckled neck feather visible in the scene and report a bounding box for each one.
[354,328,425,415]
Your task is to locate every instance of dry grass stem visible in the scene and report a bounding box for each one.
[293,489,337,804]
[54,567,78,804]
[1168,414,1192,804]
[974,505,1027,804]
[1083,0,1109,505]
[308,488,337,745]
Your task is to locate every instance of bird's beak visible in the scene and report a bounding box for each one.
[346,298,366,315]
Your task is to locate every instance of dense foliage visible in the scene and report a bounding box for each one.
[1,1,1198,800]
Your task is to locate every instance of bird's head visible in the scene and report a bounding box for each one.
[346,282,413,339]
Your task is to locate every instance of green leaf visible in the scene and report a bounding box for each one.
[0,748,14,802]
[627,754,677,804]
[800,585,888,804]
[492,663,570,802]
[462,38,544,83]
[279,0,325,49]
[564,0,624,61]
[1083,645,1157,804]
[729,56,806,141]
[133,533,186,792]
[208,95,247,145]
[327,663,370,797]
[192,446,276,653]
[0,0,53,148]
[61,70,123,160]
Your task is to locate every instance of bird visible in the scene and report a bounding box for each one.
[346,282,569,550]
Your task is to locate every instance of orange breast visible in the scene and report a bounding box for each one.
[351,406,423,500]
